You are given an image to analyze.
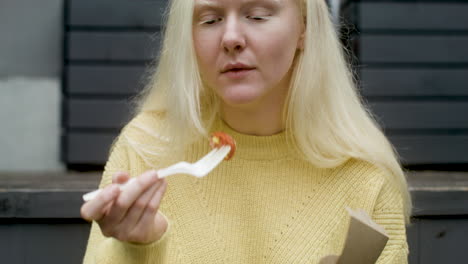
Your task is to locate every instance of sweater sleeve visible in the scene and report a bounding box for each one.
[373,175,410,264]
[82,132,171,264]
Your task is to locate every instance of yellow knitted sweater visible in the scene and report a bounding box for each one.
[83,112,409,263]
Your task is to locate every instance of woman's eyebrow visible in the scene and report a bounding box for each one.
[245,0,282,6]
[194,0,220,9]
[195,0,282,9]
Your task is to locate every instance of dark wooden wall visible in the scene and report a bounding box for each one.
[346,0,468,167]
[63,0,468,168]
[63,0,167,166]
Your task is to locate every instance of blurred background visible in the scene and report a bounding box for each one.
[0,0,467,263]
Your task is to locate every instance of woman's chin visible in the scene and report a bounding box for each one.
[218,86,263,106]
[220,93,261,107]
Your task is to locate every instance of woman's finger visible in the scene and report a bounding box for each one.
[135,179,168,230]
[117,179,163,230]
[81,185,120,221]
[112,171,130,184]
[104,170,159,223]
[149,179,167,210]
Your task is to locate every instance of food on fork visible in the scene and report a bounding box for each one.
[210,132,236,161]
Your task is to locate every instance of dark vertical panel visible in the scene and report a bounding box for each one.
[419,219,468,263]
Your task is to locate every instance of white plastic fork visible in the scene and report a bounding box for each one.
[82,145,231,202]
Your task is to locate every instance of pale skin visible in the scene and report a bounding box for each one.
[80,171,168,244]
[80,0,304,244]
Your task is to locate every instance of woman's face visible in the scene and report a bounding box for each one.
[193,0,304,108]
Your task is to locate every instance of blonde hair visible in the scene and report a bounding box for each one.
[130,0,412,224]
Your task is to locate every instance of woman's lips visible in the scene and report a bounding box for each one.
[222,68,255,79]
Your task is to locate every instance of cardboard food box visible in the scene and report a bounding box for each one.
[319,207,389,264]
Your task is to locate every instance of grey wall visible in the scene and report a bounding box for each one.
[0,0,64,171]
[0,0,62,77]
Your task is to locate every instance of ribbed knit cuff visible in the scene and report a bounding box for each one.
[94,218,171,264]
[376,244,409,264]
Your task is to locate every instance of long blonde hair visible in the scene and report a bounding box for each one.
[130,0,412,224]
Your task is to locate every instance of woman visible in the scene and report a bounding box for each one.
[81,0,411,263]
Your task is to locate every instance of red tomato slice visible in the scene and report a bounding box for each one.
[209,132,236,160]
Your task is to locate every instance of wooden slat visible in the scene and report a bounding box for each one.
[0,172,100,190]
[70,100,468,130]
[66,65,147,95]
[67,99,132,129]
[412,191,468,216]
[67,32,160,61]
[66,133,117,164]
[69,100,468,131]
[408,171,468,216]
[390,135,468,164]
[369,102,468,129]
[68,0,168,27]
[0,191,88,218]
[359,2,468,30]
[359,35,468,63]
[360,69,468,96]
[65,132,468,165]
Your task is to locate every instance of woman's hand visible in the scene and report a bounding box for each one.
[80,170,168,244]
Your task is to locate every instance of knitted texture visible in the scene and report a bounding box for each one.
[82,112,409,263]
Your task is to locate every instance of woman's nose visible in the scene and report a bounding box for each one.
[221,17,246,54]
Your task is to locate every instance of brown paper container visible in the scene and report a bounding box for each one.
[319,207,389,264]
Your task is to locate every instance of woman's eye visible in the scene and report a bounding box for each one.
[248,16,265,21]
[246,13,270,21]
[202,17,222,25]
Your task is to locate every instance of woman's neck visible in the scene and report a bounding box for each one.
[220,98,287,136]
